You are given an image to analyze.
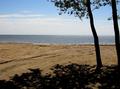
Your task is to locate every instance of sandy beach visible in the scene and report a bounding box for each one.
[0,43,117,80]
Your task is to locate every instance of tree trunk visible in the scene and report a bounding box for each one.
[111,0,120,67]
[86,0,103,69]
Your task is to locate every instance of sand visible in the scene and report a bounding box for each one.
[0,43,117,80]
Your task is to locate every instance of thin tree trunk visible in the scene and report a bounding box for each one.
[86,0,103,69]
[111,0,120,67]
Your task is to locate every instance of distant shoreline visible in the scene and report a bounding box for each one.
[0,42,115,46]
[0,35,115,44]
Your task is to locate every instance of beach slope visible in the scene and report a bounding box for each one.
[0,43,117,80]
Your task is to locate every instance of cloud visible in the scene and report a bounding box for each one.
[0,13,44,18]
[0,13,115,35]
[0,14,86,35]
[19,10,34,14]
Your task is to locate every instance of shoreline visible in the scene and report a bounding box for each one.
[0,42,115,46]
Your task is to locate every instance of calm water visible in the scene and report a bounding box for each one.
[0,35,115,44]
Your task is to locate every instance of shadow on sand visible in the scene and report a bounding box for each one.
[0,63,120,89]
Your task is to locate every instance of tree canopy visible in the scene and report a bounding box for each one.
[108,15,120,20]
[92,0,120,20]
[51,0,91,19]
[51,0,120,19]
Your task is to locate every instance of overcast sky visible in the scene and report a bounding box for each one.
[0,0,119,36]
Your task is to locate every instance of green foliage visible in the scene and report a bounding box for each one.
[92,0,120,20]
[92,0,120,10]
[51,0,88,19]
[51,0,120,19]
[108,15,120,20]
[118,15,120,19]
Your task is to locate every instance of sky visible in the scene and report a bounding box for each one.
[0,0,119,36]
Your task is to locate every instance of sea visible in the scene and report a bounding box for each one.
[0,35,115,45]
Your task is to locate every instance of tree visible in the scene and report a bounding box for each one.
[93,0,120,67]
[108,15,120,20]
[118,15,120,19]
[111,0,120,67]
[51,0,103,69]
